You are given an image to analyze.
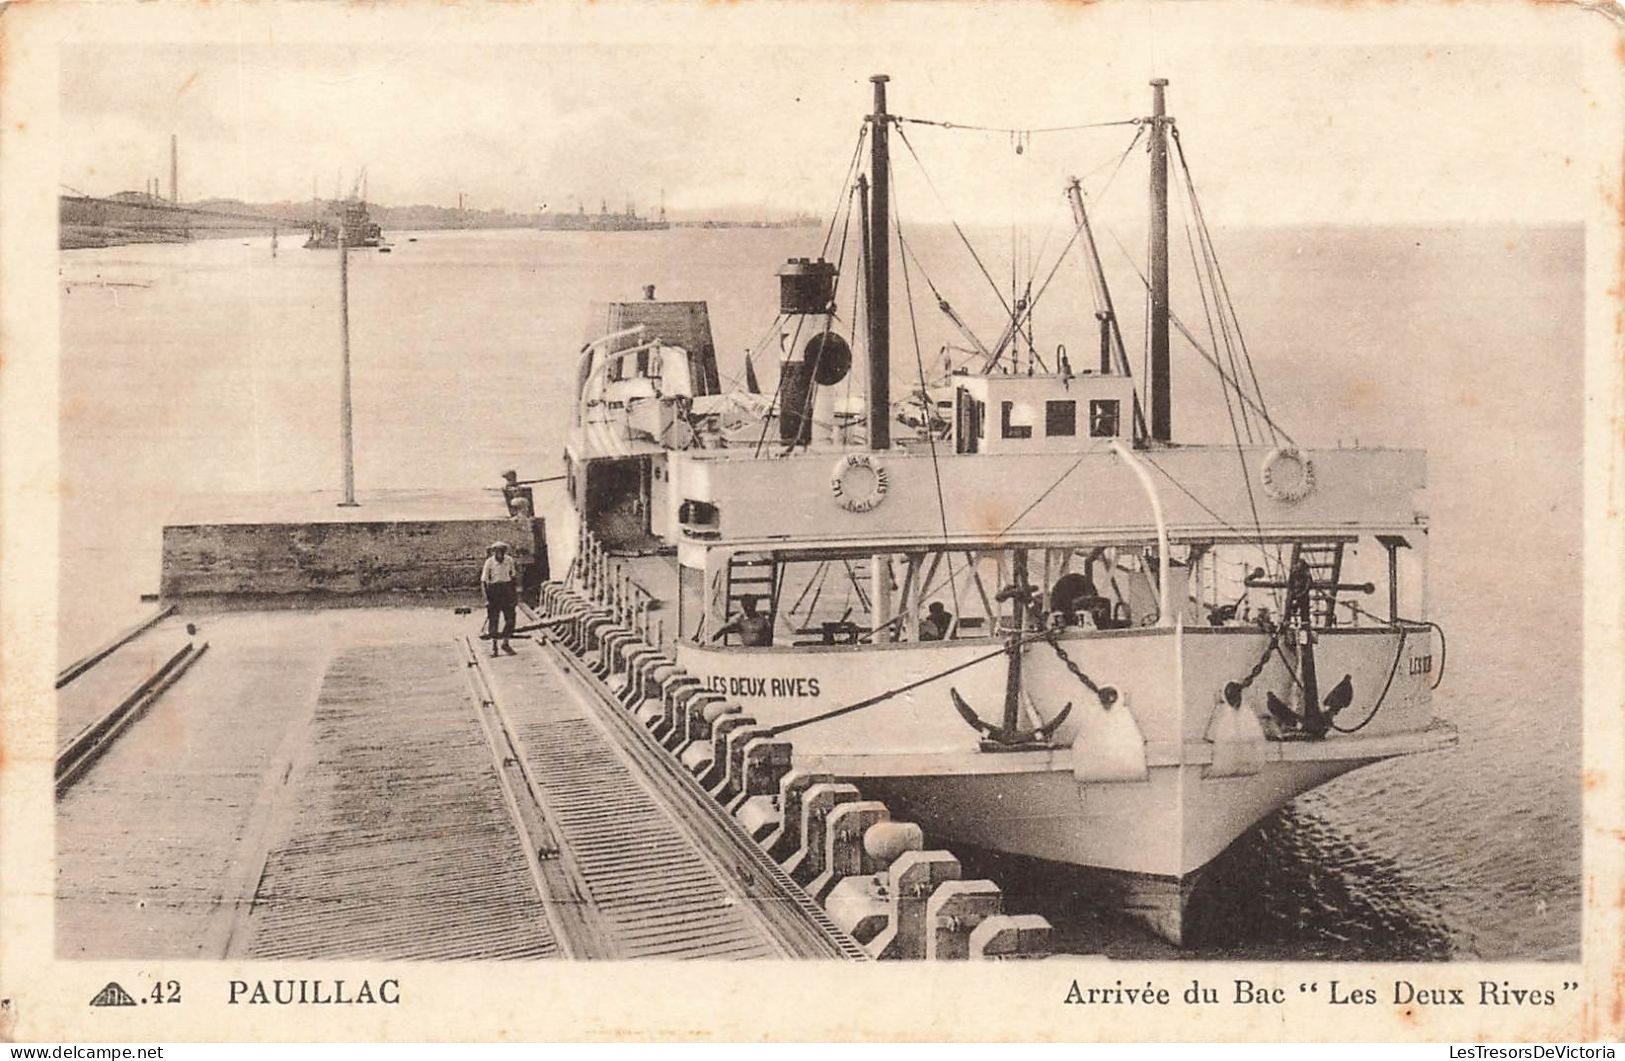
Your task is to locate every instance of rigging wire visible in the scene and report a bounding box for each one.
[1138,453,1286,611]
[1099,219,1297,446]
[1171,127,1278,443]
[893,125,1016,323]
[1175,162,1251,449]
[998,455,1088,538]
[1173,134,1258,445]
[895,115,1142,136]
[892,182,962,621]
[820,122,869,260]
[1161,138,1281,577]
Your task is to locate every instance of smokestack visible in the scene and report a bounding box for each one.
[170,134,178,204]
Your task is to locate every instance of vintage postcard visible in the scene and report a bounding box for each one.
[1,0,1621,1043]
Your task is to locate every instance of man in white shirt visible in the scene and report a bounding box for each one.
[481,540,520,657]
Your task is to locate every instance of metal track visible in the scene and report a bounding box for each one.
[527,633,868,960]
[56,640,208,796]
[56,604,176,690]
[467,634,866,960]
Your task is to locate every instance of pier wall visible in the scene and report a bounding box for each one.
[160,516,544,598]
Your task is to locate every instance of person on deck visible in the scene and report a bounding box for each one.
[481,540,520,657]
[919,601,953,641]
[713,595,774,647]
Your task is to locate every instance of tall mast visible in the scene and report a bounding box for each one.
[1148,78,1171,443]
[867,74,891,452]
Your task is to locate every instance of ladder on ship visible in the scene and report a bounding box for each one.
[1291,541,1346,627]
[721,556,779,644]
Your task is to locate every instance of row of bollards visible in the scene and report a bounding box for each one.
[538,571,1054,961]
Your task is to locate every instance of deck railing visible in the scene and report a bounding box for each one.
[575,524,662,648]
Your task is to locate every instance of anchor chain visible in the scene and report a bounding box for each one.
[1044,633,1118,708]
[1223,624,1285,707]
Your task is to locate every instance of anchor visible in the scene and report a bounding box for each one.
[950,548,1074,749]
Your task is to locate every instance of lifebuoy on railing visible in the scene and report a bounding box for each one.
[830,453,890,513]
[1261,446,1316,504]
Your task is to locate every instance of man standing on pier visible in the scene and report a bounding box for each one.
[481,540,520,656]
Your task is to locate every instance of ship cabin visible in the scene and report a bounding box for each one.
[567,292,723,552]
[565,295,1430,694]
[948,368,1137,454]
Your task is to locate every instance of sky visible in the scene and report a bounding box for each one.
[54,2,1609,226]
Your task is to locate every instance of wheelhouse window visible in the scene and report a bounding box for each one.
[1089,399,1121,438]
[1045,400,1077,437]
[955,391,985,454]
[1001,401,1033,440]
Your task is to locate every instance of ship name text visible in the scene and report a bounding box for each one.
[704,675,821,699]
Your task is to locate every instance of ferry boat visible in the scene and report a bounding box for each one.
[553,76,1455,944]
[305,198,383,249]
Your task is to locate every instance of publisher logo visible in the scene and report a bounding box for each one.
[88,982,137,1007]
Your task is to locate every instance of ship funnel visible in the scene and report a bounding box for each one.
[776,257,836,314]
[775,258,842,447]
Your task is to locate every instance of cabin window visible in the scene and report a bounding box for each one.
[1000,401,1033,440]
[1089,399,1121,438]
[1045,400,1077,437]
[679,563,705,642]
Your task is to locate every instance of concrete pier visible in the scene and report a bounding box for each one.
[158,489,542,600]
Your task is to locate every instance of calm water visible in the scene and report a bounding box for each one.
[58,223,1583,960]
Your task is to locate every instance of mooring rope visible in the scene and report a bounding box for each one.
[1329,627,1408,734]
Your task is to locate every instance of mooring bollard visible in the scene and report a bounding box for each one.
[782,782,861,885]
[640,673,696,731]
[867,850,963,960]
[614,644,663,695]
[925,879,1005,961]
[762,771,835,862]
[582,614,618,661]
[638,672,693,728]
[824,875,892,945]
[676,698,739,760]
[591,626,634,678]
[726,737,794,817]
[630,660,678,710]
[598,626,640,676]
[807,800,890,902]
[822,819,925,943]
[677,702,739,770]
[659,684,720,748]
[968,913,1053,960]
[711,725,773,804]
[697,715,757,792]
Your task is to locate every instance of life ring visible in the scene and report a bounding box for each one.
[1261,446,1316,504]
[830,453,890,513]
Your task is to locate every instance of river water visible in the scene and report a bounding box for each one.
[58,222,1583,961]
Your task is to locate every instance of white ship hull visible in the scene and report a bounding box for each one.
[857,753,1390,944]
[669,623,1455,943]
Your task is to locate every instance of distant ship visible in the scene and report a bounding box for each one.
[305,198,383,249]
[537,199,669,233]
